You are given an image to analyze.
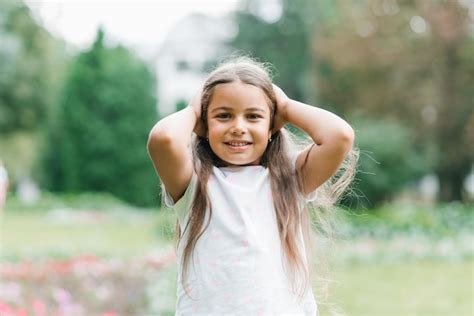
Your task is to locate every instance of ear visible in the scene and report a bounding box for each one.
[194,117,207,138]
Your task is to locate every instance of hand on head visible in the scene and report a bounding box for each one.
[189,88,206,138]
[272,84,289,134]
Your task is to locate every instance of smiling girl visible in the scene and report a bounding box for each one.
[147,57,357,315]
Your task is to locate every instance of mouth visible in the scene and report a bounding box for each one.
[224,141,252,151]
[224,141,252,147]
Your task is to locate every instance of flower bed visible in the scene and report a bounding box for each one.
[0,253,177,315]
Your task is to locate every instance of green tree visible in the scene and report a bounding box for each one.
[314,0,473,202]
[0,0,66,133]
[348,117,432,208]
[0,0,66,183]
[227,0,472,204]
[38,29,159,206]
[230,0,315,101]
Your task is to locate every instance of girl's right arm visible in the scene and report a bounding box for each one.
[147,97,199,203]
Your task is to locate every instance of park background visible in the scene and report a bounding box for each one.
[0,0,473,315]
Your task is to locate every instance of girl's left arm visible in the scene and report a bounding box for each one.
[274,85,354,195]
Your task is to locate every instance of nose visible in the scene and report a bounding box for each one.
[230,117,246,135]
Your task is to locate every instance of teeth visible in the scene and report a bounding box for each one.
[228,142,249,146]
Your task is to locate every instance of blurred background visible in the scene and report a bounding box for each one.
[0,0,472,315]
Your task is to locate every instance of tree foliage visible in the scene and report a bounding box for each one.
[0,0,66,134]
[38,29,159,207]
[230,0,473,205]
[314,0,474,202]
[349,117,433,208]
[230,0,315,101]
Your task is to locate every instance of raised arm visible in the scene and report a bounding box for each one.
[273,85,354,195]
[147,93,201,203]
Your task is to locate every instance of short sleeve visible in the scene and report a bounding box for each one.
[162,171,198,224]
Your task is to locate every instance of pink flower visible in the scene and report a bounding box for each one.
[32,299,46,316]
[52,288,71,305]
[103,312,118,316]
[0,301,13,315]
[15,308,28,316]
[58,302,83,315]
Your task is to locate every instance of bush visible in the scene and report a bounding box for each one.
[37,29,160,207]
[339,202,473,239]
[347,117,433,207]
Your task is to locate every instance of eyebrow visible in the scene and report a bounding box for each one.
[210,106,267,113]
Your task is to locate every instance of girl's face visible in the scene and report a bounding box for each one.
[206,81,272,166]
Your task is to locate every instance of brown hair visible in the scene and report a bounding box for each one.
[173,56,357,303]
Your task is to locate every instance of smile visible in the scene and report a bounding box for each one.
[224,141,252,147]
[224,141,252,152]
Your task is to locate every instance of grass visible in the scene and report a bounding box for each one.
[1,206,173,260]
[145,258,474,316]
[1,214,166,257]
[321,260,474,316]
[1,196,472,315]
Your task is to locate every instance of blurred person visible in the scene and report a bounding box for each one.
[147,56,357,315]
[16,176,40,204]
[0,159,8,210]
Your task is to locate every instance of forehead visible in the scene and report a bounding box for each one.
[208,82,270,113]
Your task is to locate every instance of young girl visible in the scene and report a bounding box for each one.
[147,57,356,315]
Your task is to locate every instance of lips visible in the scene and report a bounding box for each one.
[224,140,252,152]
[224,141,252,147]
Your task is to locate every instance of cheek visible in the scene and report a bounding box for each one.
[255,124,271,140]
[207,124,223,140]
[207,125,228,152]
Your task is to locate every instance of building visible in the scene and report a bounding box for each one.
[154,13,236,117]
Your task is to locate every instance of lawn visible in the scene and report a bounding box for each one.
[1,210,166,259]
[324,260,473,316]
[0,197,472,315]
[149,258,474,316]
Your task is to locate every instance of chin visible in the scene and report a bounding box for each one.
[223,160,248,166]
[226,157,260,166]
[214,155,251,166]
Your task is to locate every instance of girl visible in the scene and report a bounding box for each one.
[147,57,356,315]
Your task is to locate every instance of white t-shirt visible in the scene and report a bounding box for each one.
[164,164,318,316]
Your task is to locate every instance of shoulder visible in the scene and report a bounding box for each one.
[162,170,198,223]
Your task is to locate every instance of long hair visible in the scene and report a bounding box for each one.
[172,56,358,303]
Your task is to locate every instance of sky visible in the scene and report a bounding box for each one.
[25,0,240,59]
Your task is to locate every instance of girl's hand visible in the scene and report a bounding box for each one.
[189,89,206,137]
[272,84,289,133]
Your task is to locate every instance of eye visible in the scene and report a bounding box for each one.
[247,113,263,120]
[216,113,231,120]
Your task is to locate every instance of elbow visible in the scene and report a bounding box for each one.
[147,125,173,153]
[343,125,355,144]
[338,124,355,153]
